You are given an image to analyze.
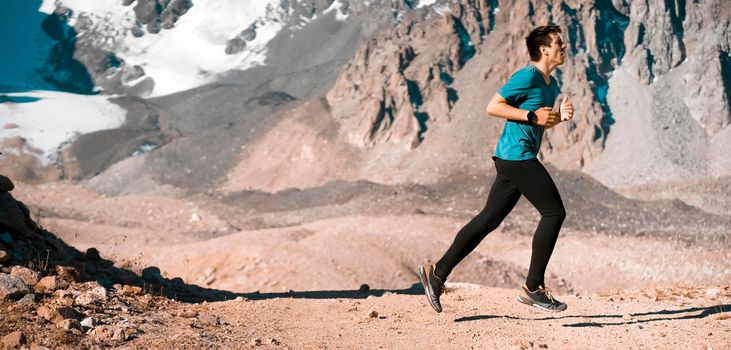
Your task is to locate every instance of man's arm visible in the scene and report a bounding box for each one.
[485,93,558,126]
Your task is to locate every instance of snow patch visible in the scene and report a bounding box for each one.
[433,4,452,16]
[417,0,439,8]
[0,91,125,163]
[323,0,348,21]
[40,0,285,97]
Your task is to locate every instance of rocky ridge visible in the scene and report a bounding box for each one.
[0,175,242,348]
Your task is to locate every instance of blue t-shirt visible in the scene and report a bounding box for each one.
[493,64,560,161]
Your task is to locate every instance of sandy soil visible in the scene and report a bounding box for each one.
[4,181,730,349]
[126,284,731,349]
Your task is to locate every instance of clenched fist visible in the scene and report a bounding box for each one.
[560,96,574,121]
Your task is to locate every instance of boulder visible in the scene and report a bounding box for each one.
[10,265,40,285]
[0,273,30,300]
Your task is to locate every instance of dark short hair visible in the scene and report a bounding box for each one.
[525,25,562,61]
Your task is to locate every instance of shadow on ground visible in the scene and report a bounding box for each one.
[242,283,424,301]
[454,304,731,327]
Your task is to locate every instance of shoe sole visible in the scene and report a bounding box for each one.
[515,295,567,312]
[419,266,442,313]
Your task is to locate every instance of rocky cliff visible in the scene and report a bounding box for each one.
[325,0,731,186]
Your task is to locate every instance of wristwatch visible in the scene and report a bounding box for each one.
[526,110,537,125]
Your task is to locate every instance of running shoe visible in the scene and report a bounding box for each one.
[516,284,567,312]
[418,264,444,313]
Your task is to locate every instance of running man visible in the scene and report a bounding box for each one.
[419,25,574,313]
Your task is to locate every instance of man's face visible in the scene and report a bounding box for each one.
[543,33,567,65]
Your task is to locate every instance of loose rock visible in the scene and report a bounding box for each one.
[0,250,9,263]
[37,305,81,322]
[17,293,35,305]
[56,318,81,331]
[705,288,721,299]
[54,266,79,281]
[119,285,143,296]
[10,265,40,285]
[75,286,108,306]
[177,309,198,318]
[112,327,127,341]
[0,273,30,300]
[80,316,97,329]
[35,276,67,293]
[2,331,26,348]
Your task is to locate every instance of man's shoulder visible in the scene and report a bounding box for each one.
[508,65,539,83]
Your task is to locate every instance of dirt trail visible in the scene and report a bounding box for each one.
[127,284,730,349]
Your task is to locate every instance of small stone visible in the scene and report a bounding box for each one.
[2,331,26,348]
[10,266,40,285]
[89,325,114,340]
[705,288,721,299]
[234,296,246,302]
[53,289,75,300]
[538,344,548,349]
[54,266,79,281]
[199,314,219,326]
[17,293,35,305]
[368,310,378,318]
[37,305,80,322]
[511,339,534,348]
[117,301,131,313]
[0,250,9,263]
[56,319,81,331]
[35,276,67,293]
[119,285,142,296]
[75,286,108,306]
[80,317,96,329]
[112,327,127,341]
[267,338,280,345]
[177,309,198,318]
[0,273,30,300]
[359,284,370,292]
[249,338,262,346]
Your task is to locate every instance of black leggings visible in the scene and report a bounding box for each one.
[434,157,566,290]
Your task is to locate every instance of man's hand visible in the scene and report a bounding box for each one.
[534,107,559,126]
[560,96,574,121]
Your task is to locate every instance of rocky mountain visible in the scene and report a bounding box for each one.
[1,0,729,193]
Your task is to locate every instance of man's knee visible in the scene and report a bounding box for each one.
[540,205,566,221]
